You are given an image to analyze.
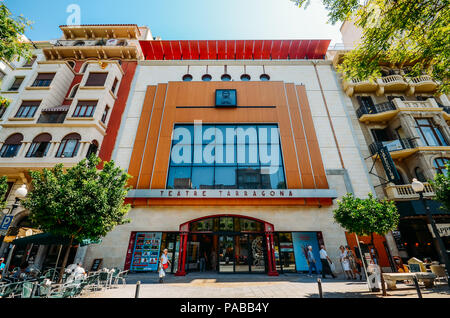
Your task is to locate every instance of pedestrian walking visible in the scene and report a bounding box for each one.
[339,245,354,280]
[159,249,171,283]
[0,257,5,279]
[307,245,317,277]
[319,245,336,278]
[346,246,359,280]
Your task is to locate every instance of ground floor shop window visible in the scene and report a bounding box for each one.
[292,232,323,272]
[274,232,296,273]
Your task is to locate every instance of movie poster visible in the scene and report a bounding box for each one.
[292,232,322,272]
[130,232,162,271]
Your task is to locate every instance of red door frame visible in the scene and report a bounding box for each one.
[175,214,278,276]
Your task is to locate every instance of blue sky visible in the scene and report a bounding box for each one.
[4,0,343,44]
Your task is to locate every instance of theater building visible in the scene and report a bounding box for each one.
[83,39,376,275]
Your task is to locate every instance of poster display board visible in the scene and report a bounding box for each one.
[292,232,322,272]
[130,232,162,272]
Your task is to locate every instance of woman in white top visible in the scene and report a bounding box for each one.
[159,249,171,283]
[339,245,354,280]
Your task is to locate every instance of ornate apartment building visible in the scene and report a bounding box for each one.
[329,21,450,262]
[0,24,152,270]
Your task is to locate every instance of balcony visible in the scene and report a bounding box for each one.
[342,78,378,97]
[356,101,397,123]
[385,182,435,201]
[36,105,69,124]
[406,75,438,94]
[376,75,408,95]
[369,138,417,160]
[43,39,139,60]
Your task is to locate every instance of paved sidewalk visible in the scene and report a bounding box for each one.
[81,272,450,298]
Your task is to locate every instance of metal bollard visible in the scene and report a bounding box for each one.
[135,281,141,298]
[317,278,323,298]
[412,276,422,298]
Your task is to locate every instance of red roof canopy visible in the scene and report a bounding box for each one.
[140,39,330,60]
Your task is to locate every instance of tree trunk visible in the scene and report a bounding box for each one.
[371,233,387,296]
[57,236,74,283]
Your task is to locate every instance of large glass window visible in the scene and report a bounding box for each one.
[167,124,286,189]
[56,133,81,158]
[0,133,23,158]
[415,118,448,146]
[434,158,449,175]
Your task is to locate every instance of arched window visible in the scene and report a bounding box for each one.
[86,140,99,158]
[26,133,52,158]
[69,84,79,99]
[56,133,81,158]
[182,74,193,82]
[0,133,23,158]
[240,74,251,81]
[434,158,449,175]
[414,167,427,182]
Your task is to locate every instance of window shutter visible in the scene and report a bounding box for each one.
[4,133,24,145]
[76,100,98,106]
[85,73,108,86]
[33,133,52,143]
[62,133,81,141]
[35,73,55,80]
[21,101,41,106]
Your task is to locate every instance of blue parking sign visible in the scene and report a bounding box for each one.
[0,216,14,231]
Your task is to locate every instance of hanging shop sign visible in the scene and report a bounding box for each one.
[377,146,401,183]
[428,223,450,238]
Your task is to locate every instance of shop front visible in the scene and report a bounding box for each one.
[124,215,327,276]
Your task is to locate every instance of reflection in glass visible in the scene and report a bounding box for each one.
[219,236,234,272]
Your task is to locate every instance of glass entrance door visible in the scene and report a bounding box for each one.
[235,235,250,272]
[219,235,234,272]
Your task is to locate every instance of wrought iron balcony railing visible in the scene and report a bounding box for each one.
[356,101,396,118]
[369,138,417,156]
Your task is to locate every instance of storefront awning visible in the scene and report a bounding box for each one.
[11,233,101,247]
[42,105,70,113]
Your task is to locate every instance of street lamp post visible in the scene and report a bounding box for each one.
[411,178,450,287]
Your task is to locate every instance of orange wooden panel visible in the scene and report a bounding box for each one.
[137,84,168,189]
[296,85,329,189]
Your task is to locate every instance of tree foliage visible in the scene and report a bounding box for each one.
[0,4,33,62]
[0,175,8,211]
[333,193,400,238]
[22,155,131,242]
[292,0,450,93]
[430,163,450,213]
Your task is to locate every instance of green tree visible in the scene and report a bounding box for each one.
[22,155,131,282]
[0,4,33,62]
[430,163,450,212]
[0,176,8,211]
[292,0,450,93]
[333,192,399,295]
